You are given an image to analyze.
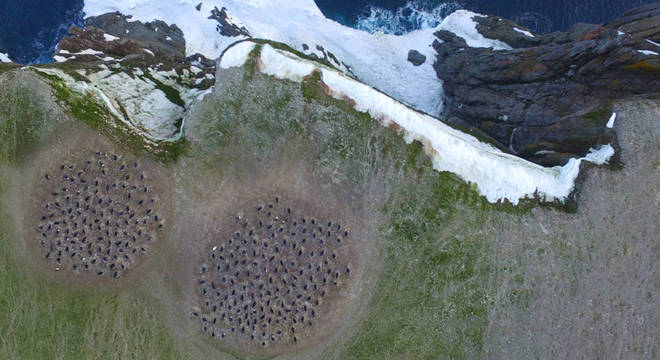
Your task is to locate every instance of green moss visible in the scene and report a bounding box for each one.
[339,175,493,359]
[243,44,263,81]
[142,73,186,109]
[0,73,55,164]
[0,63,20,74]
[301,69,324,103]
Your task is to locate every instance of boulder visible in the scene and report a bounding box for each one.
[407,50,427,66]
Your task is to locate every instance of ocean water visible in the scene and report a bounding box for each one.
[0,0,655,64]
[316,0,657,34]
[0,0,83,64]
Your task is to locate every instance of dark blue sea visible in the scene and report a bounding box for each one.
[0,0,655,64]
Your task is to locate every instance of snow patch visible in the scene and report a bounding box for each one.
[103,33,120,41]
[637,49,659,56]
[437,11,513,50]
[219,41,256,69]
[646,39,659,47]
[584,144,615,165]
[534,150,556,156]
[77,49,104,55]
[220,41,615,204]
[83,0,450,116]
[513,27,534,37]
[143,48,155,56]
[55,55,79,62]
[606,112,616,128]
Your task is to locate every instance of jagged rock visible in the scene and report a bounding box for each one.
[208,6,251,38]
[407,50,426,66]
[84,13,186,58]
[49,16,218,140]
[56,14,215,83]
[434,3,660,166]
[474,16,541,48]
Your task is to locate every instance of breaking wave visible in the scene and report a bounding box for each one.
[355,0,461,35]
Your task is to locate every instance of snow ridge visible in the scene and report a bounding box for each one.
[220,41,614,205]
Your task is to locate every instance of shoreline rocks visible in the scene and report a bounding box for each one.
[433,3,659,166]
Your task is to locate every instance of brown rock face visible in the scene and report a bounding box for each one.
[55,13,216,88]
[433,3,659,166]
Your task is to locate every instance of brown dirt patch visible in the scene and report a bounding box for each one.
[161,154,383,358]
[14,123,173,290]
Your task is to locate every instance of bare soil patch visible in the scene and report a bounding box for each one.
[15,124,173,290]
[163,154,383,358]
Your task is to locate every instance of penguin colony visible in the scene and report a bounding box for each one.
[35,152,162,278]
[195,197,352,348]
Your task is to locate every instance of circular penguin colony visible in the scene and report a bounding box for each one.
[194,197,354,349]
[35,151,162,278]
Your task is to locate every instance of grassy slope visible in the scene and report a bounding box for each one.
[2,56,526,359]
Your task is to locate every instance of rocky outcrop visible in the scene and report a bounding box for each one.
[434,3,659,166]
[407,50,427,66]
[57,13,215,75]
[208,6,251,38]
[47,13,218,140]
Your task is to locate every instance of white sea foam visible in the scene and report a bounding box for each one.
[0,52,12,62]
[355,0,461,35]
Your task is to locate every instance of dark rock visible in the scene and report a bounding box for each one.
[474,16,542,48]
[208,7,251,38]
[407,50,426,66]
[55,13,216,90]
[196,2,202,12]
[84,13,186,58]
[433,4,660,166]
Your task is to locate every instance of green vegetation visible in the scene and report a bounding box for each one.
[142,73,186,109]
[338,174,493,360]
[0,75,54,164]
[243,44,263,81]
